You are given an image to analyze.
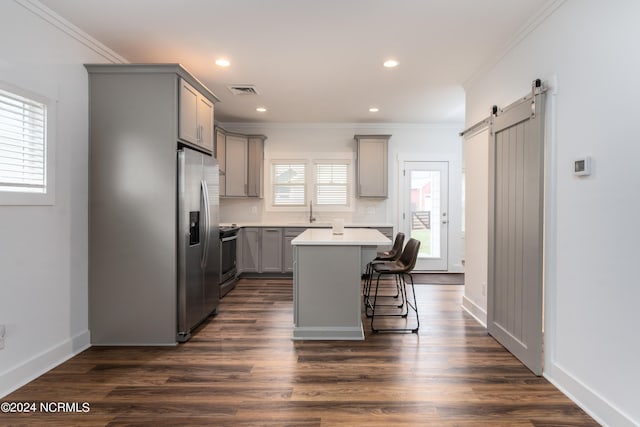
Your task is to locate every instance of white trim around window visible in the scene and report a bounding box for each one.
[0,81,56,205]
[271,160,307,207]
[314,160,350,208]
[266,152,354,212]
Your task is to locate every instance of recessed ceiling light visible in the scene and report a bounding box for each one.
[369,107,379,113]
[215,58,230,67]
[256,107,267,113]
[383,59,399,68]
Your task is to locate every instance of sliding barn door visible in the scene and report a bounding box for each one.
[488,88,546,375]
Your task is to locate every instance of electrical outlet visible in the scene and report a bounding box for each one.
[367,207,375,214]
[0,324,5,350]
[251,205,258,214]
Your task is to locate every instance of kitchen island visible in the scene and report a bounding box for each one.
[291,228,391,340]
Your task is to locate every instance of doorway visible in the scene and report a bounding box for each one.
[400,161,449,271]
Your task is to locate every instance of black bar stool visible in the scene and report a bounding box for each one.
[369,238,420,333]
[363,232,404,308]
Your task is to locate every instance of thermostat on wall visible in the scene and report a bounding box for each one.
[574,156,591,176]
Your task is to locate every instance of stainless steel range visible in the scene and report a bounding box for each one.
[219,225,239,297]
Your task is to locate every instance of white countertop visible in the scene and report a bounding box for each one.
[291,228,391,246]
[221,222,393,228]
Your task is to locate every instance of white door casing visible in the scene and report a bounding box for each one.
[401,161,449,271]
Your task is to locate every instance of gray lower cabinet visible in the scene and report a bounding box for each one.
[237,226,393,276]
[284,228,306,273]
[237,226,301,275]
[261,228,283,272]
[241,227,261,273]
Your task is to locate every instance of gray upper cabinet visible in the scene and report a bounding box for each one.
[217,127,266,198]
[197,95,214,152]
[355,134,390,198]
[248,136,266,197]
[215,127,226,196]
[225,134,248,196]
[179,78,214,153]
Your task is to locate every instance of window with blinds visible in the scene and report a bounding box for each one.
[272,162,306,206]
[0,87,47,194]
[315,161,349,206]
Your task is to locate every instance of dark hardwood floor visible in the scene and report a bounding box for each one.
[2,278,598,426]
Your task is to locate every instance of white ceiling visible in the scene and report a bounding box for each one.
[39,0,550,124]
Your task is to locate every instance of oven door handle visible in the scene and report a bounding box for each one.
[221,235,238,243]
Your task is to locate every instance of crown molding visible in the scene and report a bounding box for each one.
[462,0,566,90]
[217,122,463,132]
[14,0,128,64]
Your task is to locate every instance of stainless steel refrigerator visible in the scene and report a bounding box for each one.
[177,147,220,342]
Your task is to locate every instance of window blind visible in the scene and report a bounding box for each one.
[0,88,47,193]
[272,162,306,206]
[316,162,348,206]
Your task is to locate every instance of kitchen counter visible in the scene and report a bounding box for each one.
[220,222,394,228]
[291,228,390,340]
[291,227,391,246]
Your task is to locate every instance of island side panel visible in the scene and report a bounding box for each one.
[293,245,363,340]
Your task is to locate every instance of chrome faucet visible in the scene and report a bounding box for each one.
[309,200,316,223]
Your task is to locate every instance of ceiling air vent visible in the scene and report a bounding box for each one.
[227,85,260,95]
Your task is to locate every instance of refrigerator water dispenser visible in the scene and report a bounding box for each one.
[189,211,200,245]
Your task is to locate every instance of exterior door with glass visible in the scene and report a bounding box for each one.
[401,161,449,271]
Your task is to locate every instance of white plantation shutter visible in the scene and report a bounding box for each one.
[0,88,47,193]
[316,162,349,206]
[272,162,306,206]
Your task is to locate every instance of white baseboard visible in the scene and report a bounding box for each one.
[544,362,638,427]
[0,330,91,398]
[461,295,487,327]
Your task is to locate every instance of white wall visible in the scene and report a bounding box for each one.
[220,123,465,272]
[463,1,640,425]
[0,1,122,397]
